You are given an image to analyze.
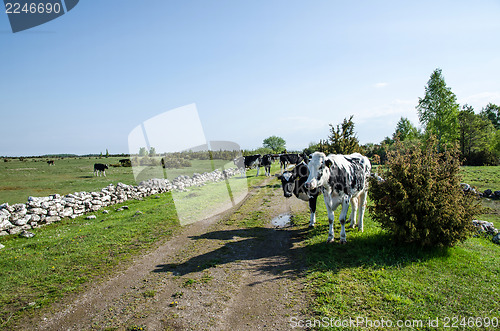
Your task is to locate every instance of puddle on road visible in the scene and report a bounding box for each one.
[271,213,292,228]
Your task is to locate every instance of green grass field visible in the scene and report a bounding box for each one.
[297,199,499,330]
[0,158,276,328]
[0,159,498,329]
[294,166,500,330]
[0,157,237,205]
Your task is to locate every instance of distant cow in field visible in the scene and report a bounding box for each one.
[280,153,306,172]
[277,161,321,227]
[233,154,262,176]
[305,152,371,244]
[260,154,273,176]
[94,163,109,176]
[119,158,131,167]
[47,160,54,166]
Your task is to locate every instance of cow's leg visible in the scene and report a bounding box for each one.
[308,195,317,227]
[256,166,260,176]
[103,170,106,177]
[323,195,335,243]
[339,198,350,244]
[357,189,368,232]
[348,196,358,229]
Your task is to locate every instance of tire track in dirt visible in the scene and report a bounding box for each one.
[25,177,312,330]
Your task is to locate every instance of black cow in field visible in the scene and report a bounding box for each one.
[260,154,273,176]
[47,160,54,166]
[234,154,262,176]
[119,158,131,167]
[280,153,306,172]
[94,163,109,176]
[277,161,320,227]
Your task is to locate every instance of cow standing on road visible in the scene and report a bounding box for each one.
[94,163,109,177]
[260,154,273,176]
[277,161,320,227]
[280,153,306,173]
[233,154,262,176]
[305,152,371,244]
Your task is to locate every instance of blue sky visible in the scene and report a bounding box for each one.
[2,1,500,156]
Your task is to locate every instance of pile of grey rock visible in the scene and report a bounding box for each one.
[472,219,500,244]
[0,168,239,236]
[480,189,500,199]
[461,183,500,199]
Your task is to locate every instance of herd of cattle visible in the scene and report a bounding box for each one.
[47,152,371,243]
[234,152,372,244]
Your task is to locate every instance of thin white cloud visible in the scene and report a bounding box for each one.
[374,82,388,88]
[459,92,500,110]
[355,99,417,122]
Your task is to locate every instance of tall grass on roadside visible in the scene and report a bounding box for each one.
[0,193,179,328]
[297,199,499,329]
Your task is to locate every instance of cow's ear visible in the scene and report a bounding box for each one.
[325,158,333,168]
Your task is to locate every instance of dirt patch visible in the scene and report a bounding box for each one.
[18,177,312,330]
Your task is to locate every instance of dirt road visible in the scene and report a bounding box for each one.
[27,178,311,330]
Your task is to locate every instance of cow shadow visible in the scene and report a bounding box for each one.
[153,226,309,279]
[153,224,445,278]
[304,226,450,273]
[77,175,94,178]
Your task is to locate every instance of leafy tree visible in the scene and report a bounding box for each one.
[149,147,157,157]
[416,68,459,149]
[481,103,500,130]
[138,147,147,157]
[326,115,360,154]
[458,104,495,164]
[368,136,480,247]
[393,117,419,141]
[262,136,286,152]
[105,149,109,158]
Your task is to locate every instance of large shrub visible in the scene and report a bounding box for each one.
[368,137,480,247]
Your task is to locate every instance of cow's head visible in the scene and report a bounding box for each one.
[104,164,109,169]
[305,152,332,190]
[277,171,296,198]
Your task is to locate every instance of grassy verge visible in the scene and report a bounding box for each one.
[462,166,500,229]
[0,161,279,329]
[0,193,179,328]
[296,198,499,330]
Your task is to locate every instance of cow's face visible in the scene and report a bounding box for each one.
[104,164,109,169]
[277,172,296,198]
[305,152,332,190]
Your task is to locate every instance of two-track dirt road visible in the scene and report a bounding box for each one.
[22,178,312,330]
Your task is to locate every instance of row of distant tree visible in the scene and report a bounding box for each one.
[302,68,500,166]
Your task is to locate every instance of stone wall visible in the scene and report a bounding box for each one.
[0,168,239,236]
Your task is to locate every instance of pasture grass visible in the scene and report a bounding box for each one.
[0,157,236,205]
[0,157,136,205]
[0,159,279,328]
[462,166,500,229]
[297,197,500,330]
[0,193,179,327]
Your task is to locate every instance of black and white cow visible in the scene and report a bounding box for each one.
[94,163,109,177]
[260,154,273,176]
[280,153,306,172]
[47,160,55,166]
[305,152,371,244]
[233,154,262,176]
[277,161,320,227]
